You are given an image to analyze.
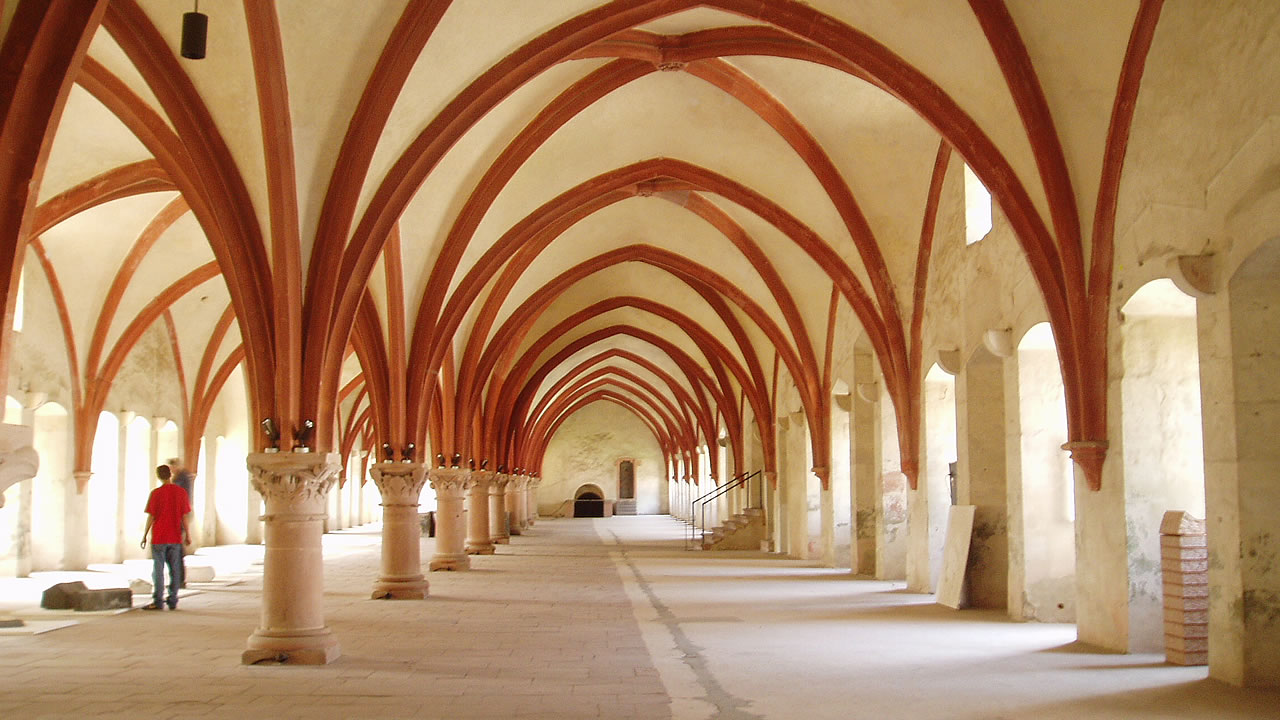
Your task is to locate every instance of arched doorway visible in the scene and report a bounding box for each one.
[618,460,634,499]
[1119,278,1205,650]
[574,484,605,518]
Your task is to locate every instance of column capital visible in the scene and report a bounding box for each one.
[248,452,341,508]
[429,467,474,496]
[470,469,495,489]
[370,462,428,505]
[490,473,512,492]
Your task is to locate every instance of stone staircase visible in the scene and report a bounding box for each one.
[701,508,765,550]
[614,498,637,515]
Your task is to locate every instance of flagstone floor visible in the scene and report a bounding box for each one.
[0,515,1274,719]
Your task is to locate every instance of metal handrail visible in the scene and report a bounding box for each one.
[686,470,761,550]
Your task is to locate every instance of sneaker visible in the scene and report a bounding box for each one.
[142,603,164,611]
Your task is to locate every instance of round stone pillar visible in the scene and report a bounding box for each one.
[243,452,341,665]
[429,468,473,571]
[506,475,523,536]
[525,476,541,525]
[466,470,495,555]
[369,462,429,599]
[510,475,530,531]
[489,474,511,544]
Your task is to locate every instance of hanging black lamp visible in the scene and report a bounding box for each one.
[181,1,207,60]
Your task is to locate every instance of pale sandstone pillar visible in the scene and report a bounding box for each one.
[489,473,511,544]
[506,475,524,535]
[466,470,495,554]
[429,468,472,571]
[0,424,38,625]
[369,462,429,599]
[115,411,135,563]
[243,452,341,665]
[67,471,91,569]
[512,476,527,527]
[525,476,540,525]
[764,471,779,552]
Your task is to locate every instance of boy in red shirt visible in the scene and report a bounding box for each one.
[140,465,191,610]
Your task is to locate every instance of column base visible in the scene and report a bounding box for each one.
[370,575,429,599]
[429,553,471,571]
[466,541,495,555]
[242,627,341,665]
[509,526,522,536]
[491,536,509,544]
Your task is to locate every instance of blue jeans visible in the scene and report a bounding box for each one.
[151,543,183,608]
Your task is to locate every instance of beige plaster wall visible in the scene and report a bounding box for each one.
[1009,341,1075,624]
[540,401,665,516]
[1119,308,1206,652]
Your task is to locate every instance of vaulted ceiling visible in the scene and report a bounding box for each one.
[19,0,1237,487]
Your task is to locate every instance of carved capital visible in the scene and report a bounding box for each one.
[490,473,512,493]
[247,452,341,509]
[0,424,38,507]
[429,468,474,496]
[370,462,428,505]
[470,469,494,492]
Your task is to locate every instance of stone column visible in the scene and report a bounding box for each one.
[466,470,495,555]
[67,471,91,569]
[506,475,524,535]
[369,462,429,599]
[489,473,511,544]
[0,424,38,626]
[510,475,529,531]
[429,468,472,571]
[115,411,134,563]
[524,476,540,526]
[243,452,341,665]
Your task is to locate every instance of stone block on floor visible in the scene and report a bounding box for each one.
[40,581,88,609]
[73,588,133,611]
[184,564,216,582]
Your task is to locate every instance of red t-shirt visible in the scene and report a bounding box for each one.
[145,483,191,544]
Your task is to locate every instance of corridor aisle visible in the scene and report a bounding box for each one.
[602,517,1276,719]
[1,516,1276,719]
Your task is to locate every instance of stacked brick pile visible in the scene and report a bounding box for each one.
[1160,510,1208,665]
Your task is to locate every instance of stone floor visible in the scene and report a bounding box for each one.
[0,515,1275,719]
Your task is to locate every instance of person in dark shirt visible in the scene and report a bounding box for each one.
[140,465,191,610]
[168,458,196,587]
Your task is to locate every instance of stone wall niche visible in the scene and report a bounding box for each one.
[1007,323,1074,623]
[1119,279,1206,652]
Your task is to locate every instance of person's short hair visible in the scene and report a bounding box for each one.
[156,465,172,480]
